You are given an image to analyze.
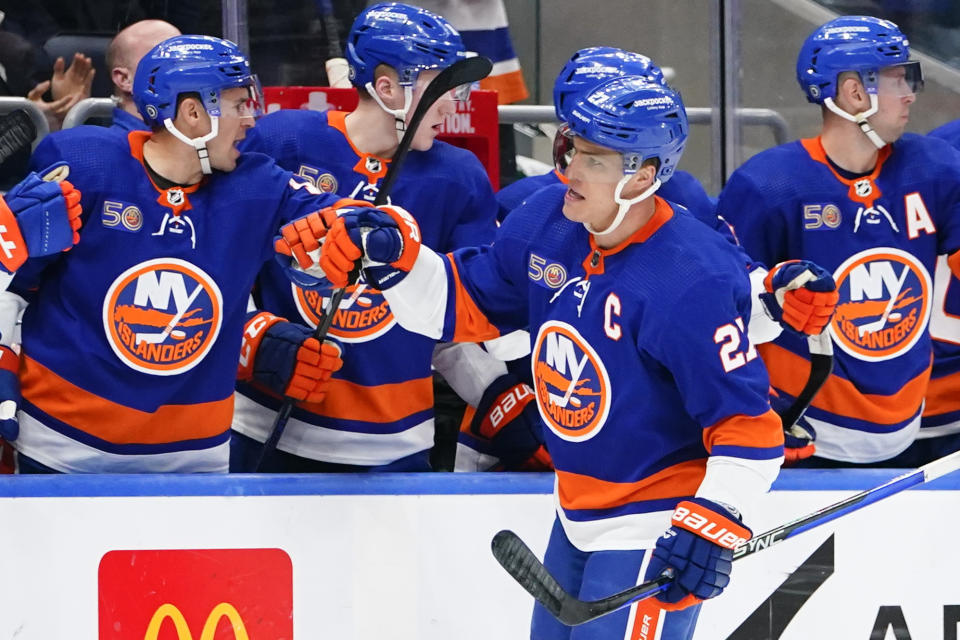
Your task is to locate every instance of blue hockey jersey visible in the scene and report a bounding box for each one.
[923,121,960,437]
[718,135,960,463]
[233,109,498,465]
[384,185,783,550]
[13,128,338,472]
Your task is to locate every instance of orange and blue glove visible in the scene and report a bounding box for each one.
[0,162,82,273]
[238,311,342,404]
[644,498,752,611]
[320,204,421,290]
[761,260,838,336]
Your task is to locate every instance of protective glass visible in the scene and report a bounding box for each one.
[552,125,629,184]
[875,61,923,98]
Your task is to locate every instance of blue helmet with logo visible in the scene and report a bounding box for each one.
[346,2,467,88]
[133,35,261,127]
[553,47,665,122]
[796,15,916,104]
[565,76,688,184]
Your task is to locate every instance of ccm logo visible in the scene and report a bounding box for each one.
[672,504,748,550]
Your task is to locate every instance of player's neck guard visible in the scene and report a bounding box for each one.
[366,82,414,144]
[586,176,661,236]
[163,116,220,175]
[824,94,886,149]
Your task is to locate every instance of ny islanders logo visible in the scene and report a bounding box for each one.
[292,281,395,342]
[829,248,931,362]
[103,258,223,375]
[532,321,611,442]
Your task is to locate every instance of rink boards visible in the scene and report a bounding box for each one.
[0,470,956,640]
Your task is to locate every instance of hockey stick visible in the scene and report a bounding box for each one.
[776,330,833,430]
[492,448,960,626]
[253,55,493,471]
[0,110,37,166]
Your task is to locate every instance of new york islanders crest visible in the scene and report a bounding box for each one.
[532,320,611,442]
[829,248,931,362]
[102,258,223,375]
[292,281,395,342]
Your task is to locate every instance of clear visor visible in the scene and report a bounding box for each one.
[873,61,923,98]
[219,75,264,119]
[552,125,630,184]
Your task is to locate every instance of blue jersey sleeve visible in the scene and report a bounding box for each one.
[644,274,773,431]
[715,167,790,269]
[442,203,534,340]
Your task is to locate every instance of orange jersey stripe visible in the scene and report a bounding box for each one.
[556,459,706,512]
[703,410,784,451]
[479,69,529,105]
[297,375,433,423]
[923,368,960,418]
[759,343,929,425]
[21,355,233,444]
[448,254,502,343]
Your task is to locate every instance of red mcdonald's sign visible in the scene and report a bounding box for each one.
[98,548,292,639]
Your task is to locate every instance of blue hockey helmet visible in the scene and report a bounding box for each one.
[796,15,921,104]
[346,2,468,88]
[553,47,665,121]
[133,35,262,128]
[563,76,688,184]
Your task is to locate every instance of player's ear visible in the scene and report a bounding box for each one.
[621,163,657,198]
[112,66,133,94]
[837,73,868,111]
[176,95,206,130]
[371,65,401,107]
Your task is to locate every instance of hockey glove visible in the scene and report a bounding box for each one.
[0,346,20,441]
[322,204,421,290]
[0,162,82,273]
[237,311,342,404]
[463,373,552,470]
[644,498,752,611]
[760,260,838,336]
[769,389,817,464]
[274,199,373,288]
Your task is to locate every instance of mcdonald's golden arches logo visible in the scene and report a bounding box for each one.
[99,548,292,639]
[144,603,249,640]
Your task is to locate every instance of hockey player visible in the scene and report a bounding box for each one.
[2,35,344,473]
[718,16,960,467]
[465,46,836,470]
[287,77,785,638]
[231,2,515,472]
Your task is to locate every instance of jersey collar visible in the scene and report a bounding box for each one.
[127,130,203,216]
[801,136,891,208]
[581,195,674,276]
[328,111,391,183]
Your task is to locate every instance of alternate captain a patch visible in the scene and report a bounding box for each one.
[532,320,611,442]
[102,258,223,375]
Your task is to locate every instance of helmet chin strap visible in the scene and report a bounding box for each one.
[824,94,886,149]
[585,175,662,236]
[366,82,414,144]
[163,116,220,175]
